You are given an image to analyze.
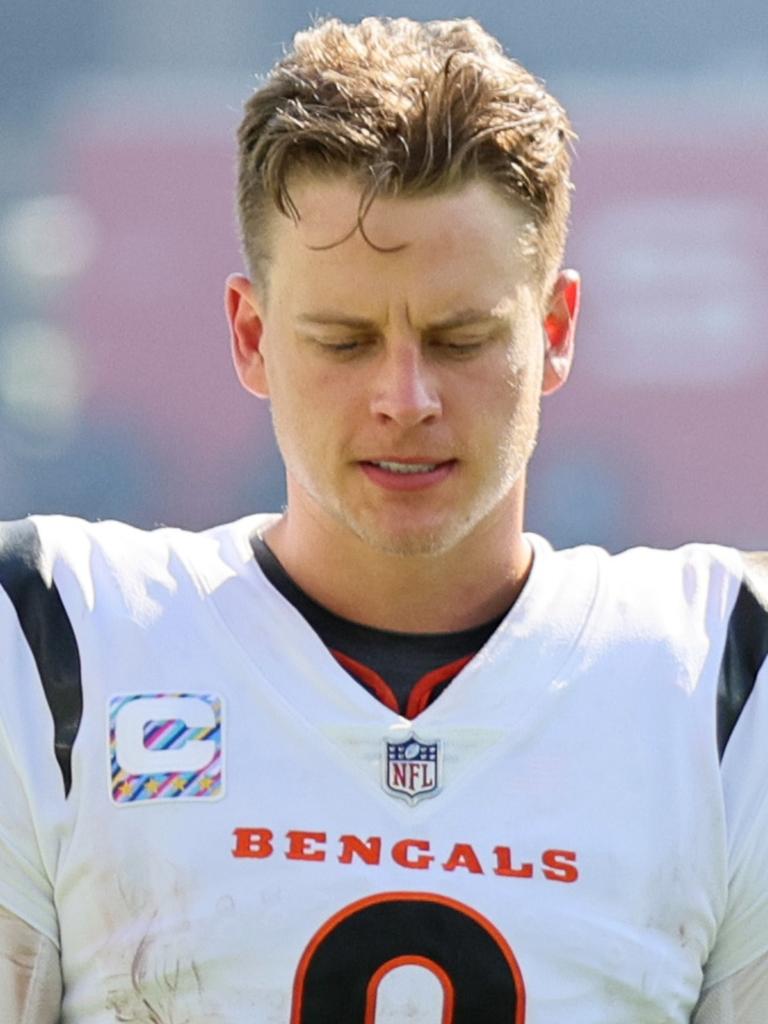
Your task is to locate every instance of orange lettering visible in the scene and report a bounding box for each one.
[493,846,534,878]
[338,834,382,865]
[392,838,433,870]
[542,849,579,883]
[286,831,326,862]
[442,842,484,874]
[232,827,274,859]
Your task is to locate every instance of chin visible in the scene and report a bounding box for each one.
[366,533,450,558]
[349,513,473,559]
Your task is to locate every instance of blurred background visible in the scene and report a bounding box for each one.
[1,0,766,550]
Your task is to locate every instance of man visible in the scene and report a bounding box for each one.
[1,15,766,1023]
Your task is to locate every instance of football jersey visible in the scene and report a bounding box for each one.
[250,532,504,714]
[0,513,766,1023]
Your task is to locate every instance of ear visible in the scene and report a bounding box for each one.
[225,273,270,398]
[542,269,580,396]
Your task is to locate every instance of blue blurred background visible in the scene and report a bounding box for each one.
[1,1,766,550]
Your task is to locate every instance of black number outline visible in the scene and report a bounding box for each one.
[291,890,526,1023]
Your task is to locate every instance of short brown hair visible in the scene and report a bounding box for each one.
[237,16,574,290]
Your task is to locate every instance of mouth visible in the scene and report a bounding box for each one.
[358,458,457,490]
[366,460,442,474]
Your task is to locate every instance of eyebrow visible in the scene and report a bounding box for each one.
[295,308,510,331]
[296,313,379,330]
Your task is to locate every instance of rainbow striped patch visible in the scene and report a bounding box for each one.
[109,692,223,804]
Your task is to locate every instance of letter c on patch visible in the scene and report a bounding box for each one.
[114,694,217,775]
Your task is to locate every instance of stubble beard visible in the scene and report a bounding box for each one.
[320,434,537,560]
[277,394,541,560]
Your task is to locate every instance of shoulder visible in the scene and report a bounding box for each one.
[613,542,768,759]
[0,517,176,632]
[597,540,740,599]
[585,541,763,639]
[0,514,270,797]
[0,513,271,622]
[557,541,744,654]
[550,540,767,756]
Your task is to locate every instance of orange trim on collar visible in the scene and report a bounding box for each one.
[330,649,400,713]
[405,653,474,718]
[330,648,475,718]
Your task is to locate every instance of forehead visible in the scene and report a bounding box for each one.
[264,175,539,311]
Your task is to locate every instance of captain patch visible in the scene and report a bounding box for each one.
[109,692,223,804]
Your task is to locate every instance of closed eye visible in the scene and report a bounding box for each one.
[324,340,363,351]
[430,338,486,356]
[310,336,374,354]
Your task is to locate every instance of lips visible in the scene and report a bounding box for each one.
[368,460,441,474]
[358,458,457,490]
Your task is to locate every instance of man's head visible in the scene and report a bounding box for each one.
[236,16,574,298]
[227,17,579,563]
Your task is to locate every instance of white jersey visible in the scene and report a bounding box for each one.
[0,514,766,1023]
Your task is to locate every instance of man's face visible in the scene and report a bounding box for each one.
[230,176,575,557]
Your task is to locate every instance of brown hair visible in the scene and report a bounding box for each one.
[237,16,574,290]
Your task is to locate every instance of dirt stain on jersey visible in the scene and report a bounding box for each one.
[101,870,229,1024]
[106,916,204,1023]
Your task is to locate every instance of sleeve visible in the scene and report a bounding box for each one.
[701,552,768,989]
[0,907,61,1024]
[693,949,768,1024]
[0,600,61,944]
[0,520,77,947]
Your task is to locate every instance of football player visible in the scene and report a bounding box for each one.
[1,16,767,1023]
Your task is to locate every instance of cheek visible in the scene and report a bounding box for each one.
[272,393,315,449]
[507,346,544,408]
[487,365,543,455]
[491,356,539,412]
[268,369,347,470]
[262,368,309,456]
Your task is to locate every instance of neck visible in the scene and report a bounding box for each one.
[262,492,532,634]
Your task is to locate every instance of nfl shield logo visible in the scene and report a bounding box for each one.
[383,734,441,804]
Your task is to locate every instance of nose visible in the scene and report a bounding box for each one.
[368,344,441,427]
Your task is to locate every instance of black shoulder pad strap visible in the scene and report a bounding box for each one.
[717,552,768,759]
[0,520,83,796]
